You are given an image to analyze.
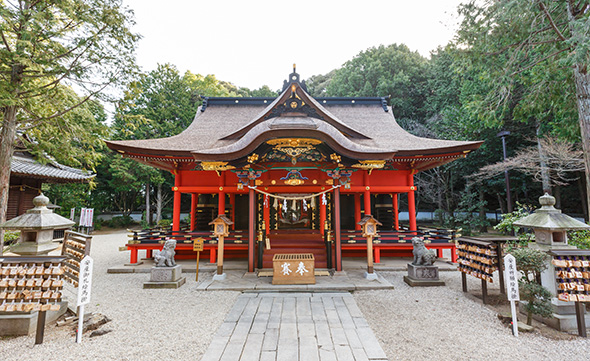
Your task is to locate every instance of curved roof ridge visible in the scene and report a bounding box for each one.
[220,82,371,141]
[192,118,395,162]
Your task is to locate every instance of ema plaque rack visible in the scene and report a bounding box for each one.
[0,256,67,344]
[60,230,92,287]
[457,238,508,304]
[549,249,590,337]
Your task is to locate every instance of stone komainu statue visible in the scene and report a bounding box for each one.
[411,237,437,266]
[154,239,177,267]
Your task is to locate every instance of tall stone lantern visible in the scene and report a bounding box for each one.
[514,193,590,330]
[0,194,75,256]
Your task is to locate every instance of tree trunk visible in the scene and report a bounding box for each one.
[156,183,163,224]
[145,181,151,227]
[478,187,487,233]
[536,122,551,194]
[0,105,18,256]
[578,176,588,222]
[572,65,590,222]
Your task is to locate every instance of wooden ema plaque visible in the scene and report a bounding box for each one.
[61,231,92,287]
[0,256,66,312]
[457,239,498,283]
[272,253,315,285]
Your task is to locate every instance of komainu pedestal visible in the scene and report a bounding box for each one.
[143,265,185,289]
[404,263,445,287]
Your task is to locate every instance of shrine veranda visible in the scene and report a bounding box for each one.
[106,67,482,272]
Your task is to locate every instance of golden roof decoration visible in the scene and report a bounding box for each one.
[266,138,322,165]
[351,160,386,174]
[200,161,235,172]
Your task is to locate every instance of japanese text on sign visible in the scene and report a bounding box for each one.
[77,256,94,306]
[504,254,520,301]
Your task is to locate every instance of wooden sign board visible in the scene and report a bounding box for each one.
[193,238,204,252]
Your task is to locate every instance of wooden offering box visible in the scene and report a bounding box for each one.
[272,253,315,285]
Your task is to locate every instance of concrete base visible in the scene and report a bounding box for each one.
[404,263,445,287]
[124,261,144,267]
[403,275,446,287]
[143,265,184,289]
[143,277,186,289]
[0,301,67,336]
[213,273,227,281]
[10,240,58,256]
[333,271,348,278]
[364,272,378,280]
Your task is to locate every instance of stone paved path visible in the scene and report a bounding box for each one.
[200,292,388,361]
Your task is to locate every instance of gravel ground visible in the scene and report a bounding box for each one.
[354,271,590,361]
[0,229,240,361]
[4,229,590,361]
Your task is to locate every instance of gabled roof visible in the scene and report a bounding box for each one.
[105,67,483,171]
[11,150,94,183]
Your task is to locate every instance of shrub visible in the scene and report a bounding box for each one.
[494,202,536,245]
[107,215,135,228]
[3,231,20,246]
[158,219,172,228]
[568,229,590,249]
[509,247,552,325]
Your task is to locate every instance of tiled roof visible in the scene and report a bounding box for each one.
[11,154,94,183]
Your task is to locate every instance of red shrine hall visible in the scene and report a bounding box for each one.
[106,67,482,273]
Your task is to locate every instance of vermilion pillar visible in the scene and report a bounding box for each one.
[190,193,198,231]
[229,193,235,230]
[319,195,326,235]
[218,191,225,216]
[334,187,342,271]
[363,170,371,216]
[263,195,270,236]
[172,172,181,232]
[354,193,361,230]
[248,187,255,272]
[408,173,417,231]
[392,193,399,230]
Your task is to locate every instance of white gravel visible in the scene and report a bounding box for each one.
[0,230,239,361]
[4,229,590,361]
[354,271,590,361]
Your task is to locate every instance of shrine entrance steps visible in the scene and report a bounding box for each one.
[261,229,328,269]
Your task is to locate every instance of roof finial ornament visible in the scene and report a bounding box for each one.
[293,63,296,73]
[283,64,307,92]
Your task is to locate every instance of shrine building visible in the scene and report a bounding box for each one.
[106,67,482,272]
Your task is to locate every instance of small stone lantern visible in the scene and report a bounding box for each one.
[357,215,381,280]
[0,194,75,256]
[514,193,590,247]
[209,215,234,280]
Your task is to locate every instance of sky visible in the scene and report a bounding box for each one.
[122,0,465,90]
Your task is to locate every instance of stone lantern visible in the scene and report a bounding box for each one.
[513,193,590,331]
[0,194,75,256]
[513,193,590,248]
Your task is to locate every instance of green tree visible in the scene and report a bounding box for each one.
[325,44,429,120]
[0,0,138,253]
[455,0,590,218]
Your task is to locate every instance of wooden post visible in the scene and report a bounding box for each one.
[195,251,200,281]
[217,235,225,275]
[367,235,374,273]
[248,187,255,272]
[392,193,399,230]
[190,193,198,231]
[497,242,505,294]
[354,194,361,230]
[35,310,47,345]
[334,187,342,271]
[575,301,587,337]
[462,272,467,292]
[481,279,488,304]
[172,172,181,232]
[363,190,371,216]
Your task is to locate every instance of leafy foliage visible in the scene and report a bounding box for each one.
[509,247,552,325]
[568,229,590,249]
[494,203,536,244]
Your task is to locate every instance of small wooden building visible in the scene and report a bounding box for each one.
[8,145,94,219]
[107,67,482,271]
